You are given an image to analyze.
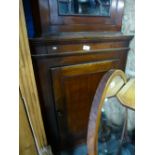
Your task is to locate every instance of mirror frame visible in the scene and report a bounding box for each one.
[87,69,127,155]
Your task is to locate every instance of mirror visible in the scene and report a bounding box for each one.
[97,76,135,155]
[58,0,111,16]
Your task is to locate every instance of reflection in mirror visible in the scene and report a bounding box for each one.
[106,76,125,98]
[98,76,135,155]
[58,0,111,16]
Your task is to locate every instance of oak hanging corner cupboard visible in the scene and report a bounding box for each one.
[25,0,134,154]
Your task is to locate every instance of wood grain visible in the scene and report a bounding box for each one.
[51,60,120,148]
[19,0,47,150]
[30,34,132,152]
[28,0,133,151]
[30,0,125,34]
[19,92,38,155]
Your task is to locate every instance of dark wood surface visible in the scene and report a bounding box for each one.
[30,0,125,35]
[51,60,119,145]
[27,0,133,153]
[30,33,133,154]
[30,31,132,41]
[29,32,133,55]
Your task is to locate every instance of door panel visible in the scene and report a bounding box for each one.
[50,59,120,147]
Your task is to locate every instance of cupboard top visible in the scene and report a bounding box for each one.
[30,32,133,43]
[31,0,125,35]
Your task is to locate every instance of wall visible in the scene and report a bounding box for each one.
[104,0,136,131]
[122,0,135,77]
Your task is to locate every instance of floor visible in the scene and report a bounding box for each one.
[60,137,135,155]
[60,144,87,155]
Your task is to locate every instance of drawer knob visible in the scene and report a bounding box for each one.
[52,46,58,50]
[83,45,91,51]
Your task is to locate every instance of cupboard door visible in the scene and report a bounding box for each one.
[50,59,120,147]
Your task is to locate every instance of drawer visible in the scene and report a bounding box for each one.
[46,41,129,54]
[29,34,133,55]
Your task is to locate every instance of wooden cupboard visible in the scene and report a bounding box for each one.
[26,0,134,154]
[30,32,133,153]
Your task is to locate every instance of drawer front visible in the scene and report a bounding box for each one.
[32,48,129,70]
[50,60,120,148]
[30,41,129,55]
[47,41,129,54]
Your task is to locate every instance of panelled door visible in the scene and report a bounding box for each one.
[50,59,120,147]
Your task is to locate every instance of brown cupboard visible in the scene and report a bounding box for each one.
[30,33,133,153]
[26,0,134,154]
